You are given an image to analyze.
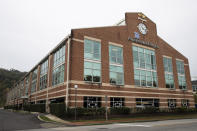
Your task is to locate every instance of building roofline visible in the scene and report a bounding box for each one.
[15,34,70,86]
[157,35,188,60]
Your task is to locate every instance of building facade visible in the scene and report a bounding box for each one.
[6,13,194,110]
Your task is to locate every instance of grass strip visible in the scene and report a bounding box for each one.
[70,113,197,126]
[39,115,55,122]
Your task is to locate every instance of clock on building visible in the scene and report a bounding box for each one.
[137,23,148,35]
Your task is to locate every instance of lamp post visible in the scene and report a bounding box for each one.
[105,95,108,121]
[74,85,78,121]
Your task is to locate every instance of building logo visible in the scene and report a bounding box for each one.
[138,13,146,22]
[137,13,148,35]
[134,32,140,39]
[128,37,158,49]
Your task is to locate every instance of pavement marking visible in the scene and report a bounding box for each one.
[114,123,151,127]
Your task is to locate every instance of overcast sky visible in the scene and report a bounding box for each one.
[0,0,197,78]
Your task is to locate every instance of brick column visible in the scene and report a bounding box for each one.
[28,73,32,103]
[35,65,41,104]
[46,54,53,113]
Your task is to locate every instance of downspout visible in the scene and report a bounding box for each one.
[66,35,71,111]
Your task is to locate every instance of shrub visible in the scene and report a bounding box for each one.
[174,107,188,113]
[134,107,159,114]
[23,104,30,111]
[23,104,45,113]
[30,104,45,113]
[110,107,130,115]
[49,103,66,117]
[66,107,106,118]
[4,105,20,110]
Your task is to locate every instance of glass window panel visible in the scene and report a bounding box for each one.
[138,47,144,53]
[134,69,140,75]
[141,76,146,86]
[110,65,124,85]
[140,70,146,76]
[110,72,117,84]
[117,73,123,85]
[93,63,100,69]
[134,75,140,86]
[116,66,123,73]
[132,45,157,88]
[84,39,101,60]
[146,77,152,87]
[109,45,123,64]
[132,46,138,51]
[134,61,139,68]
[84,61,101,83]
[93,70,100,82]
[176,60,186,89]
[84,61,92,68]
[146,71,151,77]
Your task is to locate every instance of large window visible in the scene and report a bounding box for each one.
[136,98,159,108]
[84,61,101,83]
[53,45,66,67]
[176,60,186,90]
[52,45,65,86]
[31,69,37,93]
[84,39,101,83]
[163,57,174,89]
[20,81,24,97]
[109,45,124,85]
[25,76,29,95]
[168,99,176,108]
[40,60,48,90]
[133,45,158,87]
[83,96,101,108]
[110,97,125,107]
[181,99,189,108]
[192,85,197,92]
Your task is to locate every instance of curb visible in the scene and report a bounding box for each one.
[37,115,47,122]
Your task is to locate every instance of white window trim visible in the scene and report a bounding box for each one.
[84,36,101,42]
[84,38,102,83]
[163,55,172,59]
[176,58,184,62]
[109,42,123,47]
[109,44,124,85]
[40,60,48,76]
[53,61,65,70]
[163,57,175,89]
[132,43,155,51]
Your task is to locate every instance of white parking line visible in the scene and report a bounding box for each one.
[114,123,151,127]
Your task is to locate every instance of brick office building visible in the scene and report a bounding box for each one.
[6,13,194,110]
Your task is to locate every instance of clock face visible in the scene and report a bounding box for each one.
[138,23,147,35]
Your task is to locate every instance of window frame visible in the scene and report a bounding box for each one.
[136,98,160,108]
[168,99,176,108]
[84,38,101,83]
[181,99,189,108]
[52,45,66,86]
[163,57,175,89]
[176,60,187,90]
[40,59,48,90]
[110,97,125,108]
[133,45,158,88]
[109,44,124,85]
[31,69,38,93]
[83,96,102,108]
[24,76,29,96]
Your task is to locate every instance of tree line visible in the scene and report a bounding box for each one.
[0,68,26,107]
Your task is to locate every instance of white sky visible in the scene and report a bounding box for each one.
[0,0,197,77]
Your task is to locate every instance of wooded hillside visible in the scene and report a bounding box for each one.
[0,68,26,107]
